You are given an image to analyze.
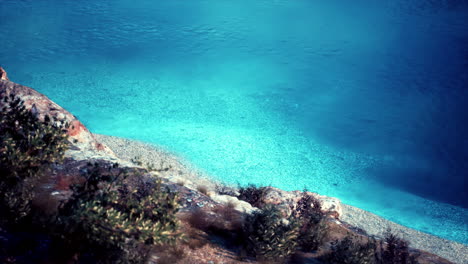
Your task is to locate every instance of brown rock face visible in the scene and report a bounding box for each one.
[0,76,116,160]
[0,67,8,81]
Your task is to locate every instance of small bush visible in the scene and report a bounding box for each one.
[325,231,419,264]
[325,235,377,264]
[55,163,182,263]
[238,184,268,208]
[294,192,328,252]
[294,191,324,222]
[381,230,418,264]
[0,94,68,225]
[242,204,300,262]
[297,217,328,253]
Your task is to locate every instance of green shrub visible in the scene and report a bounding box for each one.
[381,231,418,264]
[294,192,328,252]
[325,235,377,264]
[242,204,300,262]
[295,191,324,223]
[55,163,182,263]
[238,184,268,208]
[0,94,68,225]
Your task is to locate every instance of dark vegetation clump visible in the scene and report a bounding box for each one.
[242,204,300,262]
[379,230,419,264]
[238,184,268,208]
[240,191,327,261]
[53,163,182,263]
[0,94,68,226]
[187,189,330,263]
[324,231,420,264]
[293,192,328,252]
[0,94,69,262]
[324,235,377,264]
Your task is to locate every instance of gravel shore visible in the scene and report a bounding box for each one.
[341,205,467,264]
[95,134,467,264]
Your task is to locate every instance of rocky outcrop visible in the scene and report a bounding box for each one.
[0,66,8,81]
[262,187,342,219]
[0,69,116,161]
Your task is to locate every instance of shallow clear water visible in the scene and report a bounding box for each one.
[1,0,467,243]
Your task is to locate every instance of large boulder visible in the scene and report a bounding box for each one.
[0,69,116,161]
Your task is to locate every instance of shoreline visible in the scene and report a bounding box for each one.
[340,205,467,264]
[94,134,468,264]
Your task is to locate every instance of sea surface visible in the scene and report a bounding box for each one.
[1,0,467,243]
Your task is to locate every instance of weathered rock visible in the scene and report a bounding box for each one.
[0,66,8,81]
[0,76,116,161]
[315,193,342,218]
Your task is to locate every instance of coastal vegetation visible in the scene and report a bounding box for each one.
[0,95,182,263]
[238,183,268,208]
[53,163,182,263]
[0,93,68,225]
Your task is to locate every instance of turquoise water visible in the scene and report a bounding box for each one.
[1,0,467,243]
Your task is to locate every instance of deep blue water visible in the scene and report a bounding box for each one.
[1,0,467,243]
